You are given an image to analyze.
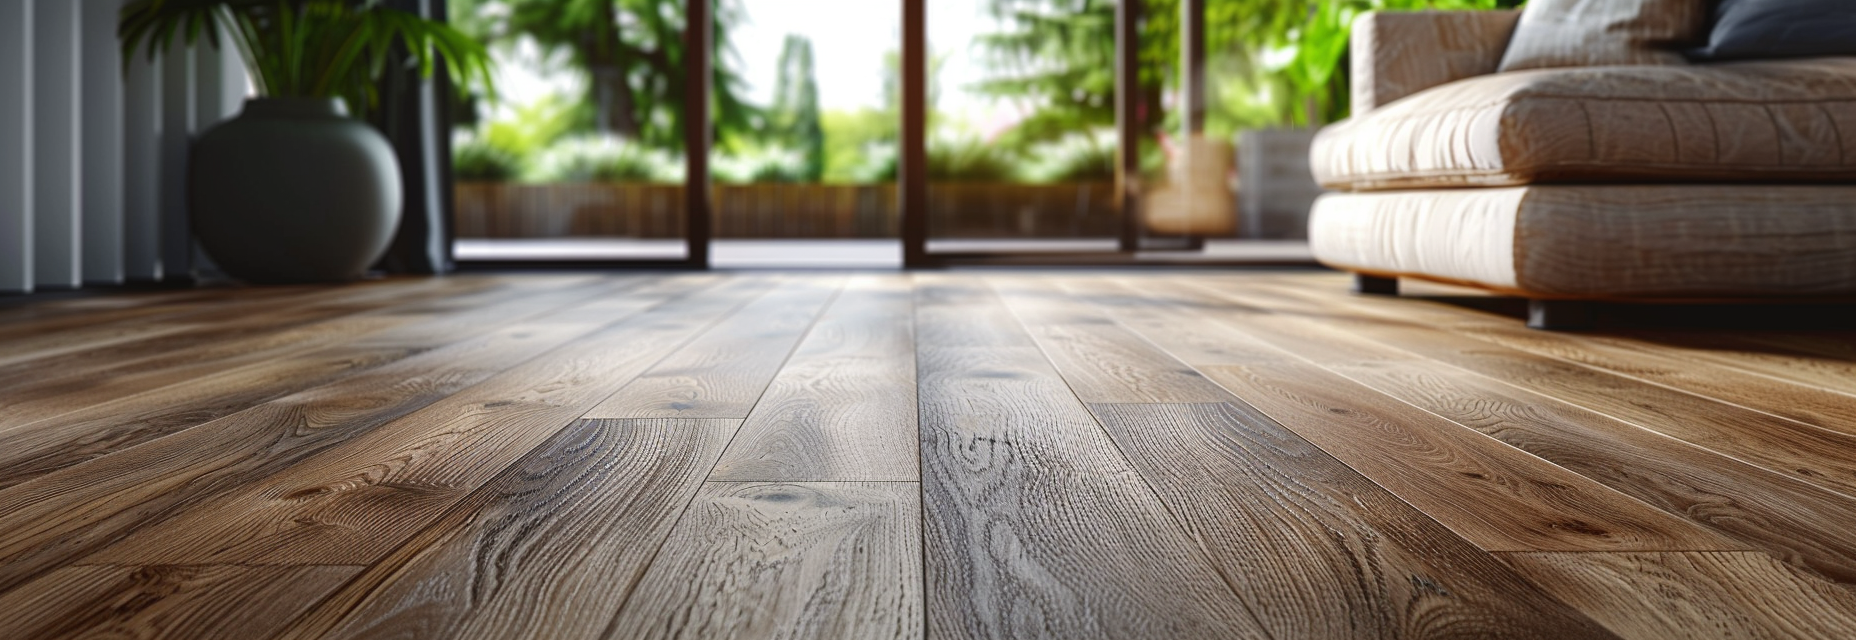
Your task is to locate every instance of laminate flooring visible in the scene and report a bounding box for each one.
[4,271,1856,639]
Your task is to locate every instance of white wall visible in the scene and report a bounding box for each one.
[0,0,32,293]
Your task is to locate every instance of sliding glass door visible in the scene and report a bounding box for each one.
[708,0,901,268]
[447,0,703,266]
[446,0,1317,268]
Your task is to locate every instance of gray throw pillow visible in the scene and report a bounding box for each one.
[1498,0,1709,72]
[1689,0,1856,60]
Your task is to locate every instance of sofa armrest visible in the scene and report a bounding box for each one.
[1351,10,1521,114]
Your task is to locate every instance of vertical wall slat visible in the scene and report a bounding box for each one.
[1,0,33,293]
[81,0,126,284]
[123,46,163,281]
[159,40,195,281]
[33,0,83,289]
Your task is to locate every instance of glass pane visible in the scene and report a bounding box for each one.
[711,0,901,267]
[448,0,690,262]
[926,0,1123,255]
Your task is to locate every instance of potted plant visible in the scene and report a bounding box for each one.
[121,0,492,283]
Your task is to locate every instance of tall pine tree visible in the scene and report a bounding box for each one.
[769,35,825,182]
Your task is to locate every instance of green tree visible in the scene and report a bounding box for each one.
[769,35,824,182]
[973,0,1133,149]
[976,0,1520,134]
[452,0,756,150]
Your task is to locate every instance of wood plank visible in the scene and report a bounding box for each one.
[1604,330,1856,398]
[994,278,1233,403]
[1208,279,1856,502]
[0,564,359,640]
[1046,279,1733,554]
[913,276,1271,640]
[0,277,655,491]
[0,279,723,594]
[606,481,922,640]
[1090,402,1617,639]
[1499,551,1856,640]
[0,280,403,366]
[279,419,739,640]
[709,275,919,482]
[0,275,498,396]
[586,276,843,419]
[78,277,774,566]
[1278,279,1856,438]
[1140,277,1856,585]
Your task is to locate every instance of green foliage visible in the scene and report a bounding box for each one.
[927,132,1020,182]
[821,108,898,184]
[479,93,585,161]
[974,0,1119,149]
[527,134,681,182]
[452,0,756,150]
[120,0,494,116]
[1018,131,1116,183]
[1263,0,1513,125]
[976,0,1519,133]
[713,145,810,184]
[452,136,522,181]
[769,35,825,182]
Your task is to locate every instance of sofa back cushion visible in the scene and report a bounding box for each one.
[1498,0,1709,72]
[1689,0,1856,61]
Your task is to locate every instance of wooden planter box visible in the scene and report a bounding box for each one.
[454,182,1119,240]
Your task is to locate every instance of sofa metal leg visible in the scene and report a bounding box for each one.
[1352,274,1399,296]
[1528,300,1593,331]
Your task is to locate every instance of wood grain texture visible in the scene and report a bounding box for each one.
[0,315,624,593]
[1499,551,1856,640]
[1090,402,1617,639]
[1220,278,1856,501]
[1188,363,1732,553]
[994,278,1234,404]
[607,481,923,640]
[1166,277,1856,586]
[4,271,1856,638]
[0,277,649,491]
[1604,330,1856,398]
[281,419,739,640]
[81,277,766,566]
[710,275,919,482]
[1061,280,1739,556]
[0,276,495,389]
[0,564,359,640]
[1330,358,1856,586]
[1290,276,1856,437]
[914,279,1270,640]
[587,277,843,419]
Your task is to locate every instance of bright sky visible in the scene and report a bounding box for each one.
[487,0,1014,126]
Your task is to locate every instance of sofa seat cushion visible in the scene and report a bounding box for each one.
[1308,185,1856,298]
[1312,58,1856,191]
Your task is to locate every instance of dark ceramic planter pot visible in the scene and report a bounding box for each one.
[188,98,401,283]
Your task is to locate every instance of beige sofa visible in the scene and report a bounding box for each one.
[1307,10,1856,328]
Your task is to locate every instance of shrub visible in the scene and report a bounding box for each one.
[714,145,811,184]
[452,137,522,182]
[526,135,681,183]
[1020,132,1116,183]
[927,132,1019,182]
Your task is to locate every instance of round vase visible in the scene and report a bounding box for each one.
[188,97,402,283]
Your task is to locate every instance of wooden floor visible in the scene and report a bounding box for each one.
[4,271,1856,639]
